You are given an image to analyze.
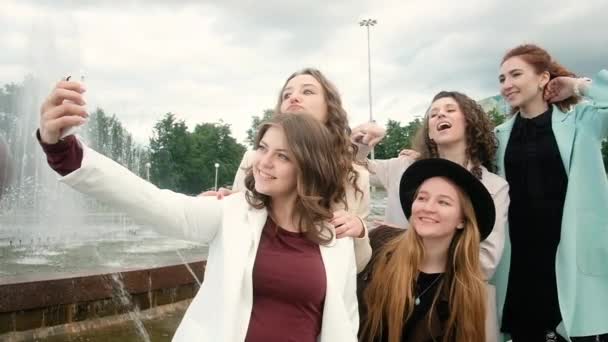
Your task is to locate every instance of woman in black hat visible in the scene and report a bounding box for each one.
[358,158,495,342]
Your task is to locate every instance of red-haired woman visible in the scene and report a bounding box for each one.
[493,44,608,341]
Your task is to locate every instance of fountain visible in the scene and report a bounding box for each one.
[0,20,207,341]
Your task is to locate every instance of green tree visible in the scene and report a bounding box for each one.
[487,106,507,127]
[188,121,246,192]
[149,114,246,194]
[86,108,114,157]
[109,116,125,164]
[246,109,274,147]
[85,108,147,176]
[374,118,423,159]
[149,113,191,192]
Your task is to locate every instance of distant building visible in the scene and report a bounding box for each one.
[478,94,510,115]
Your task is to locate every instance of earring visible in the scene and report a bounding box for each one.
[457,223,464,229]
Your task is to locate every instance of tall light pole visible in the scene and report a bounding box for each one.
[214,163,220,191]
[359,18,377,160]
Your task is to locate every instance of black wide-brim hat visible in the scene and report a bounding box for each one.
[399,158,495,241]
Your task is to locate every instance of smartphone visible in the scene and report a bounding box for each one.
[59,73,87,139]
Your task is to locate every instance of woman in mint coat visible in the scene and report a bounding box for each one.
[492,43,608,341]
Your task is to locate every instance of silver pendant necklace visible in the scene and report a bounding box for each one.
[414,274,443,306]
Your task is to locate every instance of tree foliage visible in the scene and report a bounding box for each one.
[246,109,274,147]
[373,118,423,159]
[149,113,246,194]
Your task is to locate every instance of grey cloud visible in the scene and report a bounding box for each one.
[373,0,608,116]
[6,0,608,140]
[204,0,372,56]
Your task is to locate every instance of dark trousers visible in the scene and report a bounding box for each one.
[572,335,608,342]
[511,330,608,342]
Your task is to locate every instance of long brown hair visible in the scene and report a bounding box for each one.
[502,44,579,113]
[244,114,348,245]
[276,68,363,201]
[413,91,498,177]
[360,183,487,342]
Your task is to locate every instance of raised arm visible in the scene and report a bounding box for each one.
[351,165,372,272]
[39,80,223,243]
[581,70,608,138]
[547,70,608,138]
[63,141,223,243]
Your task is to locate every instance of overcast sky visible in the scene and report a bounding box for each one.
[1,0,606,144]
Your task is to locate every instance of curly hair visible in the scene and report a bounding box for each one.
[244,114,349,245]
[502,44,579,113]
[412,91,498,178]
[275,68,363,203]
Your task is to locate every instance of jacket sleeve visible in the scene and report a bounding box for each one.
[60,141,223,243]
[351,164,372,272]
[577,70,608,139]
[354,142,391,188]
[368,159,393,188]
[480,180,510,279]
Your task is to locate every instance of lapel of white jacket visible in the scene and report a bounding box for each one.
[318,230,341,341]
[320,232,338,292]
[246,203,269,245]
[228,198,268,342]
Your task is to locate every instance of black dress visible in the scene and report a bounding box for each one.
[502,107,568,336]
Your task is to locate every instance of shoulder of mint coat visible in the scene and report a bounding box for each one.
[491,70,608,340]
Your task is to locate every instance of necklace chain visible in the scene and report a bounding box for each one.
[415,274,442,306]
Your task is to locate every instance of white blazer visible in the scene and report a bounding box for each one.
[59,143,360,342]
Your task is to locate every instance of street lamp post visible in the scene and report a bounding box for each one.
[214,163,220,191]
[359,18,377,160]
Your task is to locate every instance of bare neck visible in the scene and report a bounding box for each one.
[419,237,451,274]
[520,96,549,119]
[269,194,299,233]
[438,141,468,168]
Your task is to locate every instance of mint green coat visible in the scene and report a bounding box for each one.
[492,70,608,339]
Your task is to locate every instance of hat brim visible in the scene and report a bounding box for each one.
[399,159,495,241]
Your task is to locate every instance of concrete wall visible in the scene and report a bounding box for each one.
[0,260,205,336]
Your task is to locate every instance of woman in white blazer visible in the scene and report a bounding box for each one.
[37,79,364,341]
[352,91,510,341]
